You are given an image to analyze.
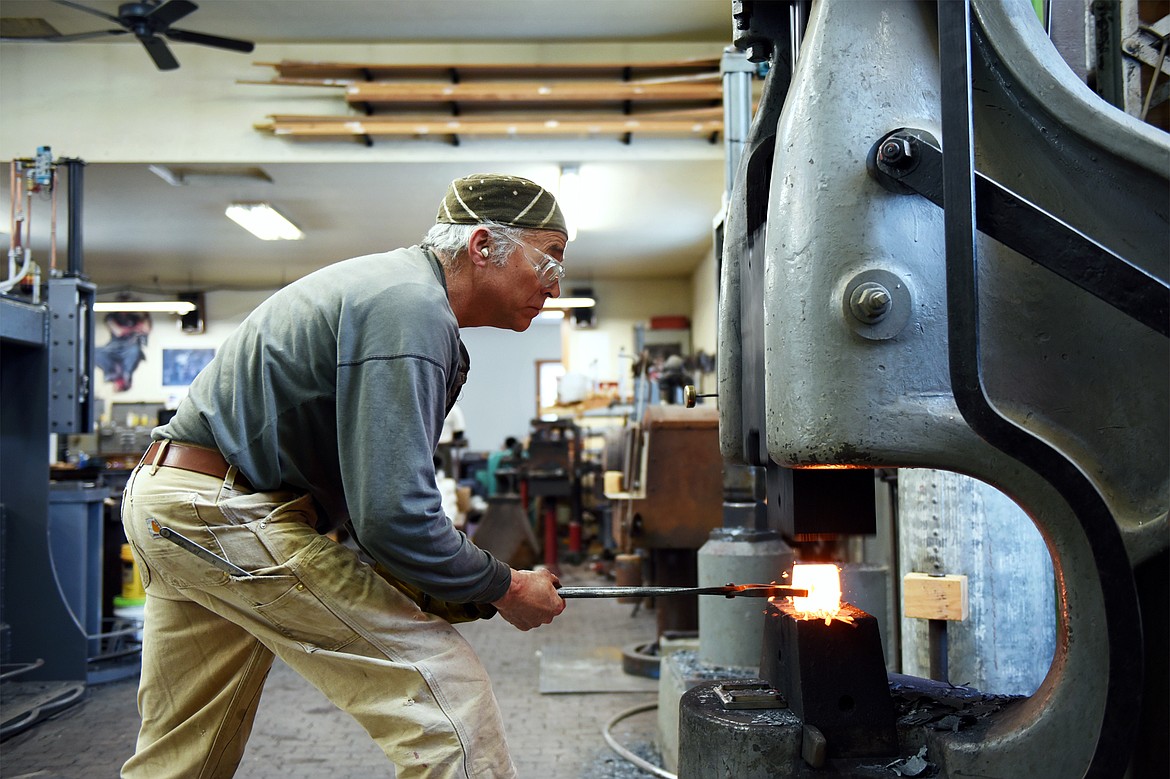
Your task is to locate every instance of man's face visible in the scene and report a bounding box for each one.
[488,231,566,332]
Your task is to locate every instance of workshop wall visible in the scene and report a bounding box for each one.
[91,288,560,448]
[89,278,711,448]
[459,322,562,452]
[29,37,726,451]
[689,242,718,369]
[563,277,695,381]
[91,289,268,419]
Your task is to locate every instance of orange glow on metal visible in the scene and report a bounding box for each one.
[789,563,846,625]
[795,464,874,470]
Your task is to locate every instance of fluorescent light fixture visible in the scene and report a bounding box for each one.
[94,300,197,314]
[538,310,566,321]
[225,203,304,241]
[557,165,580,242]
[542,296,596,310]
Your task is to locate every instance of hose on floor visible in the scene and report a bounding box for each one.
[602,702,678,779]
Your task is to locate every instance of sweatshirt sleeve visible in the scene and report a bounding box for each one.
[335,286,511,603]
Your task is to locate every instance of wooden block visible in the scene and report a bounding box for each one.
[903,572,969,621]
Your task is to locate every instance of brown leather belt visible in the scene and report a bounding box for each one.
[143,440,252,491]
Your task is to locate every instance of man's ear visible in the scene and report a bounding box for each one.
[469,227,494,268]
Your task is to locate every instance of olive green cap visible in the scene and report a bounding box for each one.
[436,173,567,236]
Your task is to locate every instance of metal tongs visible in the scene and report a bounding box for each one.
[147,518,813,601]
[557,583,808,599]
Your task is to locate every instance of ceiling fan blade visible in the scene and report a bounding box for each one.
[165,28,254,53]
[141,34,179,70]
[146,0,198,28]
[52,0,124,26]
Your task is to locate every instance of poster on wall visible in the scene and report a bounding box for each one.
[162,348,215,387]
[94,311,153,392]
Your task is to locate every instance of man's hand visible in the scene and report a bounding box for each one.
[491,568,566,631]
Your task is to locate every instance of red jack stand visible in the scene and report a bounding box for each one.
[541,500,560,575]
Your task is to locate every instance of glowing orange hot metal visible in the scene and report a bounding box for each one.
[788,563,852,625]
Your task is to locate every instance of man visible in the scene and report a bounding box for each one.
[120,174,568,778]
[479,435,525,497]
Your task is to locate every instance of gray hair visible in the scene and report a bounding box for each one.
[421,221,542,275]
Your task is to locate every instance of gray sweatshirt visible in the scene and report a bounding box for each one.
[159,246,510,603]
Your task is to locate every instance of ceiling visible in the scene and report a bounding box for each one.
[0,0,731,44]
[0,1,734,296]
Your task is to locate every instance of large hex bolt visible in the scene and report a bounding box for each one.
[842,270,912,340]
[849,282,892,323]
[877,136,915,170]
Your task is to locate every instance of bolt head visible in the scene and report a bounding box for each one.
[850,282,893,323]
[878,137,915,169]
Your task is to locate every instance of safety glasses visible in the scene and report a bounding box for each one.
[497,233,566,289]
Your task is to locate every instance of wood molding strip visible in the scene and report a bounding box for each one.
[255,57,721,81]
[344,80,723,104]
[257,115,723,138]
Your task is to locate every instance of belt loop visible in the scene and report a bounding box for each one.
[224,464,239,491]
[149,439,171,475]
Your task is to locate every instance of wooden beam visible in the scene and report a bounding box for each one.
[256,114,723,138]
[263,106,725,123]
[238,77,350,87]
[241,71,721,90]
[344,80,722,105]
[254,57,720,82]
[245,57,738,143]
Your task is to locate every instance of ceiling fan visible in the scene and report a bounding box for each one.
[11,0,254,71]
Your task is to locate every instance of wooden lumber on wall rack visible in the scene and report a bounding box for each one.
[247,56,729,142]
[252,57,721,83]
[343,79,722,106]
[256,112,724,140]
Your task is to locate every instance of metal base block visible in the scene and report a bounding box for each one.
[678,681,803,779]
[677,672,1026,777]
[760,601,898,758]
[658,645,757,772]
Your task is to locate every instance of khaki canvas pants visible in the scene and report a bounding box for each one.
[120,455,516,779]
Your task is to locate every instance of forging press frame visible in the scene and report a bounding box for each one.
[711,1,1168,776]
